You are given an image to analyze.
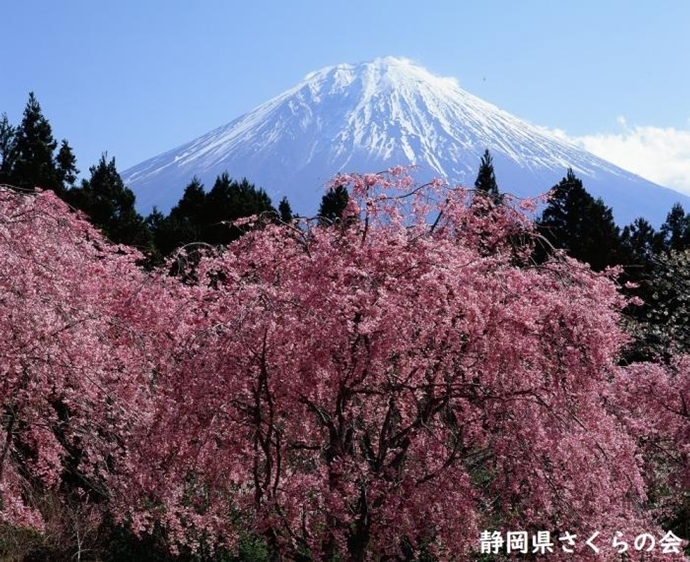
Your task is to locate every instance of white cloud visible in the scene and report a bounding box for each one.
[572,121,690,196]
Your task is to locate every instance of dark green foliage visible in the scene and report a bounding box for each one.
[659,202,690,252]
[624,205,690,360]
[65,154,151,248]
[622,217,663,265]
[100,521,272,561]
[0,517,272,562]
[203,173,275,245]
[278,196,293,222]
[318,184,349,225]
[147,173,277,259]
[535,169,623,271]
[619,217,663,334]
[624,249,690,363]
[99,519,198,562]
[142,208,170,267]
[623,204,690,362]
[1,93,279,265]
[469,149,511,256]
[55,139,79,190]
[9,93,62,194]
[473,148,501,200]
[0,112,16,184]
[149,178,207,256]
[620,217,663,363]
[620,216,663,290]
[0,94,78,196]
[172,177,207,225]
[649,249,690,354]
[147,213,197,264]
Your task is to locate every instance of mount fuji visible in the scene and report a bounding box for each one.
[123,57,690,226]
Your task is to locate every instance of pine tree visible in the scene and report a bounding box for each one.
[0,113,16,185]
[67,153,150,248]
[473,148,500,200]
[148,175,278,257]
[278,196,294,222]
[659,202,689,252]
[536,169,623,271]
[318,184,349,225]
[56,139,79,191]
[143,207,169,266]
[155,178,207,255]
[203,173,275,245]
[170,177,206,223]
[619,217,664,358]
[621,217,662,265]
[11,92,61,194]
[468,149,509,256]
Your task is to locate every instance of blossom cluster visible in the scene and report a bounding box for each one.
[0,173,687,560]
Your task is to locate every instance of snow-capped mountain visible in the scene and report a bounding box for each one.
[123,56,690,226]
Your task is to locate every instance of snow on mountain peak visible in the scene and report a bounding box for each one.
[123,57,690,226]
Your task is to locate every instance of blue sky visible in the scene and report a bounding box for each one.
[2,1,689,193]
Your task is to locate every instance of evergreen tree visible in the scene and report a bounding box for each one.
[169,176,206,226]
[143,207,166,235]
[659,202,689,252]
[473,148,500,200]
[535,169,623,271]
[203,173,275,245]
[278,196,294,222]
[619,217,664,358]
[11,92,61,194]
[56,139,79,191]
[621,217,663,266]
[67,153,150,248]
[143,207,169,266]
[0,112,16,185]
[468,149,507,254]
[147,175,277,258]
[153,178,207,256]
[318,184,349,225]
[623,205,690,362]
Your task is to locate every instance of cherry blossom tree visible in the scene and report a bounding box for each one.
[0,185,179,538]
[617,356,689,548]
[1,176,685,560]
[131,170,680,560]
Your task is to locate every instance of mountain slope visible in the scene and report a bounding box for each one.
[123,57,690,226]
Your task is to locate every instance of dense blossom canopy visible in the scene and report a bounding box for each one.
[131,171,685,560]
[0,176,687,560]
[0,186,185,532]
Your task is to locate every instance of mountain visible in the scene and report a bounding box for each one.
[123,56,690,226]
